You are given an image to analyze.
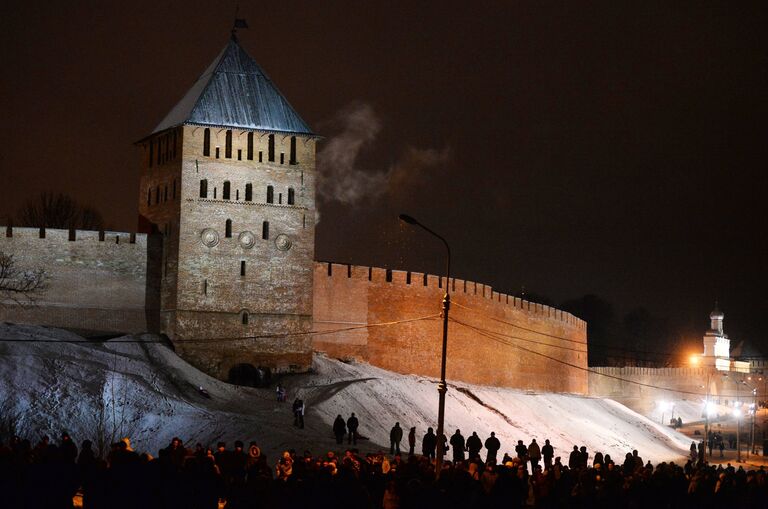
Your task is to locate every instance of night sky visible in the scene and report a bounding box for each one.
[2,1,766,356]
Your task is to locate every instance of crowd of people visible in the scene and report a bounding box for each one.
[1,427,766,509]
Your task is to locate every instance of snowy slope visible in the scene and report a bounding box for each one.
[0,323,692,464]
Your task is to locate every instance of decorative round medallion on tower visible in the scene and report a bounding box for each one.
[238,231,256,249]
[200,228,220,247]
[275,234,292,251]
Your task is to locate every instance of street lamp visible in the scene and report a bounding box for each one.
[659,400,669,425]
[740,380,758,457]
[399,213,451,478]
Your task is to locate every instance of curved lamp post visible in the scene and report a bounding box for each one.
[399,214,451,477]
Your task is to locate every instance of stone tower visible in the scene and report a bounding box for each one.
[137,35,316,382]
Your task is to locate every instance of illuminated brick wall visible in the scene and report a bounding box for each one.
[313,263,589,394]
[0,227,161,333]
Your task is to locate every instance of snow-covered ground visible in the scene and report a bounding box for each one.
[0,323,694,464]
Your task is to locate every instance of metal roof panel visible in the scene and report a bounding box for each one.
[153,38,313,135]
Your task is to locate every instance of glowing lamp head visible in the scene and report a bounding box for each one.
[733,408,742,418]
[706,402,717,416]
[689,355,700,366]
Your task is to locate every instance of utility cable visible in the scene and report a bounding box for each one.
[451,300,698,361]
[449,317,725,398]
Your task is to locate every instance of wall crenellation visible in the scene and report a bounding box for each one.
[3,226,146,246]
[317,261,585,329]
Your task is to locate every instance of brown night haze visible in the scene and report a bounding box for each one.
[1,1,766,361]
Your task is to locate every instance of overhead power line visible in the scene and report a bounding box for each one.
[449,318,740,398]
[451,300,697,361]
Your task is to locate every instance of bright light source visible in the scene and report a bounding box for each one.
[733,408,742,418]
[658,400,669,411]
[689,355,700,366]
[706,402,717,416]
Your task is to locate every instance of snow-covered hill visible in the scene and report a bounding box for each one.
[0,323,693,464]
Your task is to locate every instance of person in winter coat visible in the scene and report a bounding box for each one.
[333,415,347,444]
[466,431,482,460]
[541,439,554,469]
[390,422,403,455]
[528,439,541,472]
[60,432,78,463]
[347,413,359,444]
[292,398,305,428]
[408,427,416,456]
[449,429,466,463]
[484,432,500,465]
[568,446,580,470]
[515,440,528,460]
[579,446,589,469]
[422,427,437,459]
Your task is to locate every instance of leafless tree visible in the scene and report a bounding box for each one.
[16,192,104,230]
[0,396,22,443]
[0,251,48,306]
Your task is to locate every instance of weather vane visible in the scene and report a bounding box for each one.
[231,2,249,40]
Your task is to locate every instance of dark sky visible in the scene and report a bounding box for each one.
[1,1,767,353]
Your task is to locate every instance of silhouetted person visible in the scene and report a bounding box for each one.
[568,446,580,470]
[390,422,403,455]
[422,427,437,459]
[333,415,346,444]
[450,429,466,462]
[292,398,305,428]
[347,413,359,444]
[528,439,541,471]
[59,432,78,463]
[579,445,589,469]
[542,439,554,469]
[484,432,500,465]
[466,431,482,460]
[408,427,416,456]
[515,440,528,460]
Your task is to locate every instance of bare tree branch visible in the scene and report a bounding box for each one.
[0,252,49,307]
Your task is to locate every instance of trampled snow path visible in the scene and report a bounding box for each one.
[0,323,693,464]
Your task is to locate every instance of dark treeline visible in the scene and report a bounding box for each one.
[1,431,766,509]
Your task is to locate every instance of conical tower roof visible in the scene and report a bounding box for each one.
[153,37,313,135]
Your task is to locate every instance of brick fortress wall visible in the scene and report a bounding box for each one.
[588,367,751,417]
[0,230,589,394]
[0,227,161,333]
[313,262,589,394]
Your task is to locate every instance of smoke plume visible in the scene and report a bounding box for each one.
[317,102,449,206]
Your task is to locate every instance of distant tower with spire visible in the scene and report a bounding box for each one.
[701,304,731,370]
[136,32,317,382]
